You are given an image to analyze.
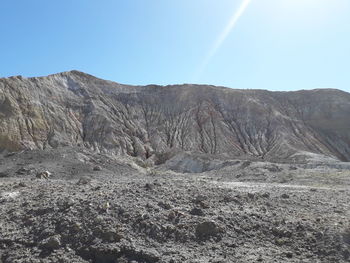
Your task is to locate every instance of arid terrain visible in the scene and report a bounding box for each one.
[0,147,349,263]
[0,72,350,262]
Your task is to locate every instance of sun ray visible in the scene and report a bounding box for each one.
[193,0,252,81]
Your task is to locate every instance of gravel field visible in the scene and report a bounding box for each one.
[0,149,350,262]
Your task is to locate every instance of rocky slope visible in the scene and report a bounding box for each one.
[1,70,350,163]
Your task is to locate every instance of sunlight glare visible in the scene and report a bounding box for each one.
[194,0,252,81]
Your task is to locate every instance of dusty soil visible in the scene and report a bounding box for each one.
[0,148,350,263]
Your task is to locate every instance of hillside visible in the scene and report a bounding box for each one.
[1,70,350,163]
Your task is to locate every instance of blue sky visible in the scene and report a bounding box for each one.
[1,0,350,91]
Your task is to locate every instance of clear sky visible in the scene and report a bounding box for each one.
[1,0,350,92]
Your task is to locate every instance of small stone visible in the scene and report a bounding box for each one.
[42,235,61,250]
[101,229,122,242]
[196,221,221,239]
[18,182,27,187]
[158,201,172,210]
[190,207,205,216]
[217,216,225,222]
[145,183,153,190]
[199,201,210,209]
[262,192,270,198]
[194,195,210,208]
[62,198,75,209]
[36,171,51,179]
[247,193,255,199]
[100,202,110,212]
[194,195,207,203]
[77,177,91,185]
[93,165,102,171]
[281,193,289,199]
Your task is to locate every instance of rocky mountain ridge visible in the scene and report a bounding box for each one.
[1,70,350,163]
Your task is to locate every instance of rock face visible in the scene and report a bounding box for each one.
[1,70,350,162]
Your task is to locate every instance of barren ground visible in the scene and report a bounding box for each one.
[0,148,349,263]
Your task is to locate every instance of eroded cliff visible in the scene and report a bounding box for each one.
[1,70,349,162]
